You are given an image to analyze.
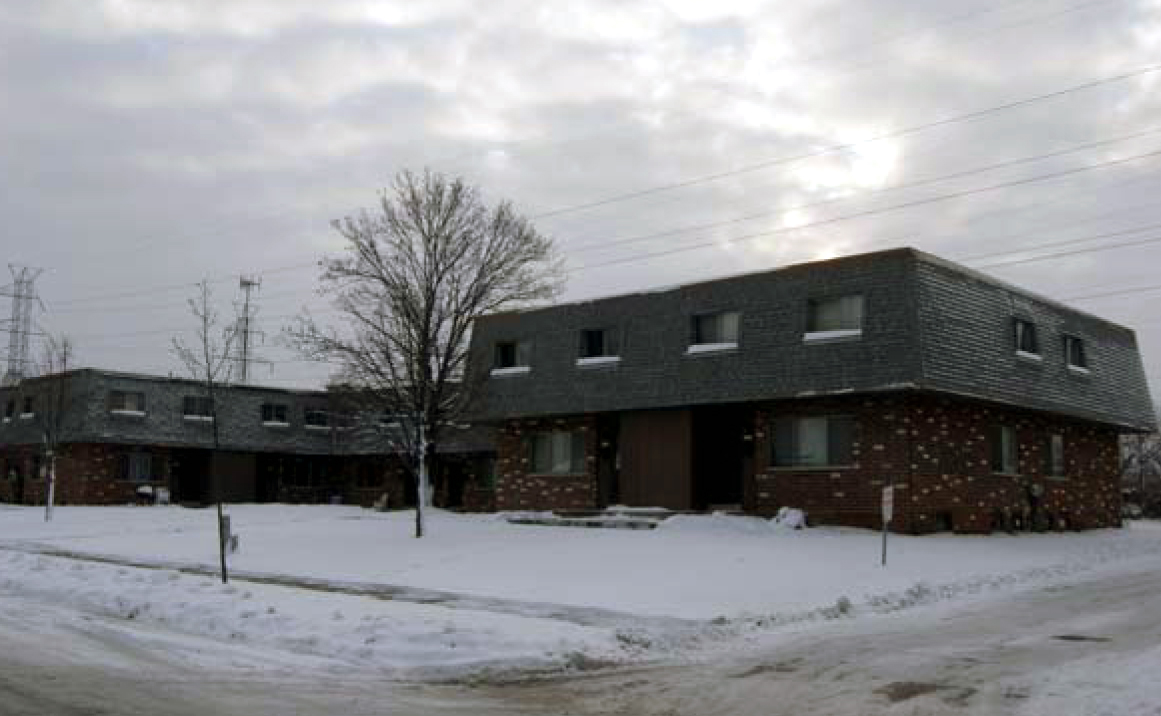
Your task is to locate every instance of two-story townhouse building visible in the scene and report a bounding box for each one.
[468,248,1157,533]
[0,369,495,509]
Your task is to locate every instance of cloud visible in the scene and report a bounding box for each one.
[1,0,1160,395]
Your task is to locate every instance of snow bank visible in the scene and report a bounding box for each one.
[5,506,1161,679]
[0,549,630,681]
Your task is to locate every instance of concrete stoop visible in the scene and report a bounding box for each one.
[505,506,681,530]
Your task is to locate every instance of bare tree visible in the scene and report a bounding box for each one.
[172,280,237,582]
[288,169,561,537]
[1122,421,1161,517]
[37,334,73,522]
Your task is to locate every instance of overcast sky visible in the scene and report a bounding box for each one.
[1,0,1159,398]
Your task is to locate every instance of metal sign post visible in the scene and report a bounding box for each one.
[881,485,894,567]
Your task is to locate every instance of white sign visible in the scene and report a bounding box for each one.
[881,485,894,524]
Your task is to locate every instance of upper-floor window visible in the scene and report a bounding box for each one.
[304,409,330,428]
[1064,335,1088,371]
[990,425,1018,474]
[182,396,213,420]
[689,311,740,353]
[1045,433,1065,478]
[771,415,855,468]
[579,329,618,359]
[108,390,146,414]
[262,403,289,425]
[1013,319,1039,357]
[492,340,531,375]
[20,397,34,417]
[805,295,864,341]
[576,328,621,367]
[528,430,586,475]
[3,400,13,420]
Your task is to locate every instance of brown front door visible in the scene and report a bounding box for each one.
[618,409,692,510]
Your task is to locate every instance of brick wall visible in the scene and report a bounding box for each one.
[750,395,911,529]
[750,393,1121,533]
[494,415,599,511]
[0,442,171,506]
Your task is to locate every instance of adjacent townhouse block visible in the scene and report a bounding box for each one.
[0,370,495,509]
[468,248,1157,533]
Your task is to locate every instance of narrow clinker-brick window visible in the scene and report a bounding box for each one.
[304,409,330,428]
[1064,335,1088,370]
[990,425,1019,474]
[772,415,855,468]
[21,397,34,416]
[1014,319,1039,355]
[528,431,586,475]
[1045,433,1065,478]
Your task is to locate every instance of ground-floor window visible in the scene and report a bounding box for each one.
[354,462,383,488]
[121,451,153,482]
[529,431,586,475]
[771,415,855,467]
[990,425,1019,474]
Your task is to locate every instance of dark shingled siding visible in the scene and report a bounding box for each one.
[470,248,1156,431]
[913,257,1156,431]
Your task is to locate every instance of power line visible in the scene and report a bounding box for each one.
[531,63,1161,220]
[567,146,1161,274]
[565,125,1161,254]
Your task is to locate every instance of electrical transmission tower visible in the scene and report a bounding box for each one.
[231,275,269,384]
[0,265,45,386]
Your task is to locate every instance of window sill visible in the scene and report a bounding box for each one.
[305,424,331,431]
[803,328,862,343]
[1067,365,1091,375]
[19,414,34,420]
[1,418,10,424]
[1014,350,1042,362]
[686,342,738,356]
[110,409,146,418]
[262,421,290,428]
[183,415,213,423]
[490,366,531,377]
[525,472,588,478]
[769,464,855,472]
[576,355,621,368]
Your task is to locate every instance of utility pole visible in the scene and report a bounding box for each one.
[0,265,45,386]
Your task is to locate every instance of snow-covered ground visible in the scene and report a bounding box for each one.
[3,504,1161,681]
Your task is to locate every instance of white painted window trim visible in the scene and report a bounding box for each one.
[1015,349,1043,361]
[576,355,621,368]
[2,417,10,424]
[110,409,147,417]
[262,421,290,428]
[1067,364,1091,375]
[305,423,331,431]
[490,365,531,377]
[19,413,34,420]
[803,328,863,343]
[686,341,738,355]
[183,414,213,423]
